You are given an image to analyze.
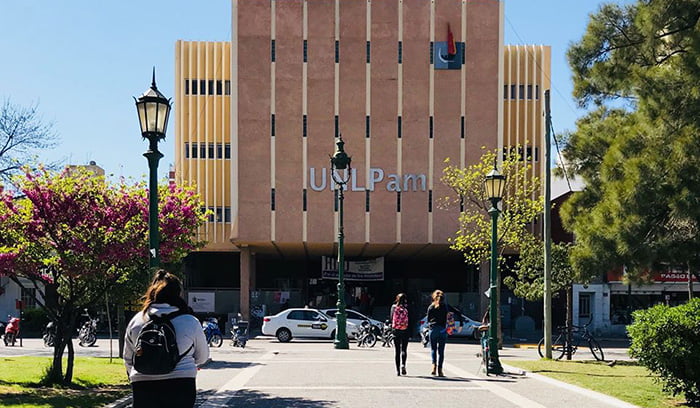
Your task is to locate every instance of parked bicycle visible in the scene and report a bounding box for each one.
[537,322,605,361]
[475,324,493,375]
[380,320,394,347]
[355,320,378,348]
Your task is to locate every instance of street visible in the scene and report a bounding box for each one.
[0,336,636,408]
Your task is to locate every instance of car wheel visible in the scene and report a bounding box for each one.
[276,328,292,343]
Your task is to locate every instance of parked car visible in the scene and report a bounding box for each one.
[262,308,358,342]
[418,309,482,340]
[320,308,383,339]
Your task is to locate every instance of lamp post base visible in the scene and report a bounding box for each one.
[333,338,349,349]
[488,359,504,375]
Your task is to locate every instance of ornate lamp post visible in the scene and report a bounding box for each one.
[135,69,172,268]
[484,161,506,374]
[330,136,351,350]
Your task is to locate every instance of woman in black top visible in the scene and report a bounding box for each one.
[389,293,409,376]
[426,289,448,376]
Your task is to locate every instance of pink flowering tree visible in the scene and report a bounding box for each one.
[0,168,207,384]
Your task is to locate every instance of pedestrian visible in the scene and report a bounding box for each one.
[123,270,210,408]
[390,293,410,376]
[426,289,448,377]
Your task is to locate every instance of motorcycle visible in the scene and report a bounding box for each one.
[4,316,20,346]
[230,313,248,348]
[43,321,57,347]
[202,317,223,347]
[420,324,430,348]
[77,310,98,347]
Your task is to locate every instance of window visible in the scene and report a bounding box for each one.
[208,80,214,95]
[461,42,465,64]
[271,39,276,62]
[303,189,307,211]
[398,41,403,63]
[335,40,339,63]
[216,80,222,95]
[224,207,231,223]
[579,293,591,318]
[216,207,223,222]
[396,191,401,212]
[429,41,434,64]
[365,115,370,138]
[185,142,190,158]
[334,189,338,212]
[225,80,231,95]
[334,115,339,138]
[208,143,214,159]
[271,114,275,137]
[224,143,231,159]
[21,287,37,309]
[200,80,206,95]
[192,80,198,95]
[428,190,433,212]
[429,116,433,139]
[271,188,276,211]
[366,41,370,63]
[527,84,533,100]
[199,144,206,159]
[503,85,508,99]
[460,116,465,139]
[365,190,370,212]
[459,195,464,212]
[397,116,402,139]
[191,143,198,158]
[535,85,540,100]
[510,84,516,100]
[303,114,307,137]
[303,39,308,62]
[216,143,223,159]
[287,310,304,320]
[185,79,190,95]
[519,84,525,100]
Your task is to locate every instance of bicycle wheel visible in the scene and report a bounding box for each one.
[364,333,377,348]
[537,334,566,360]
[588,338,605,361]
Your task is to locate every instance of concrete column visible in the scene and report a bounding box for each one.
[240,247,252,320]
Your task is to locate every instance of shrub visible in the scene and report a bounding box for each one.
[628,299,700,406]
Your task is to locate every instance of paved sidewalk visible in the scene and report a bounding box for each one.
[1,337,637,407]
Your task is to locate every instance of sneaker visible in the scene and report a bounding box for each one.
[401,366,406,375]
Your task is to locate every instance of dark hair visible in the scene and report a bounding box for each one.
[431,289,444,308]
[394,293,407,306]
[141,269,188,315]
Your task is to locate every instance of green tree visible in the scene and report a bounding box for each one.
[441,147,543,266]
[562,0,700,287]
[0,168,207,384]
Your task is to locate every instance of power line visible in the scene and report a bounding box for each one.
[550,120,572,192]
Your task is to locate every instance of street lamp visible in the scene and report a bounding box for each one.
[135,68,172,268]
[484,161,506,374]
[330,136,351,350]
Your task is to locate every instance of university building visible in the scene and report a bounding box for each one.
[174,0,550,326]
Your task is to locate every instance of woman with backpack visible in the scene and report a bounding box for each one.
[426,289,449,377]
[390,293,410,376]
[123,270,210,408]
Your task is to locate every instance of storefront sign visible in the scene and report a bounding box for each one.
[321,256,384,281]
[309,167,426,192]
[188,291,215,313]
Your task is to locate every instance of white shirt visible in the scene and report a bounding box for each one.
[123,303,210,383]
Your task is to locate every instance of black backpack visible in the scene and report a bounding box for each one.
[133,310,193,375]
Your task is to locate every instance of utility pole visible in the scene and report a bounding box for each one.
[543,90,553,358]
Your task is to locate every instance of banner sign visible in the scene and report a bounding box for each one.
[188,291,215,313]
[321,256,384,281]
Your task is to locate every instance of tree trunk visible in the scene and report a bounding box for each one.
[64,336,75,384]
[118,301,125,359]
[48,324,67,384]
[566,285,573,361]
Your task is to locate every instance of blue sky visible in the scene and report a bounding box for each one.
[0,1,625,181]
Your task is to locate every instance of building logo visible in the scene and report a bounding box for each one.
[309,167,427,192]
[434,24,463,70]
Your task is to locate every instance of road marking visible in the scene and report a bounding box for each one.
[411,352,547,408]
[199,351,276,408]
[503,363,641,408]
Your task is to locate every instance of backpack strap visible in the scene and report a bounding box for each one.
[156,309,195,360]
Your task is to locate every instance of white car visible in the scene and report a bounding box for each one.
[321,308,384,335]
[262,308,357,342]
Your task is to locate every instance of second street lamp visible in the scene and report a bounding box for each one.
[135,68,172,268]
[330,136,351,350]
[484,161,506,375]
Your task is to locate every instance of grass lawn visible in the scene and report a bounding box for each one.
[507,359,688,408]
[0,356,130,408]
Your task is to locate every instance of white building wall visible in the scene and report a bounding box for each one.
[573,283,615,337]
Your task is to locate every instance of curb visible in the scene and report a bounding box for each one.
[501,362,640,408]
[103,394,132,408]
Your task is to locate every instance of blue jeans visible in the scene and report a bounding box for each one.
[429,326,447,368]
